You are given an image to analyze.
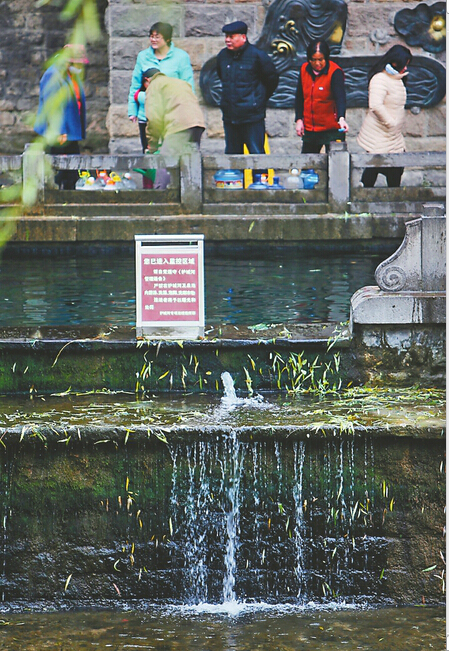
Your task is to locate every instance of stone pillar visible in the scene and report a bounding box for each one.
[349,207,446,386]
[22,144,45,205]
[180,149,202,214]
[328,141,350,213]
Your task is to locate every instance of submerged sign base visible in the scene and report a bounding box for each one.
[135,234,205,339]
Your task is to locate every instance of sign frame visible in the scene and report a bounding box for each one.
[135,234,205,339]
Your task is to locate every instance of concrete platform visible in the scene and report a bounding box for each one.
[4,211,413,244]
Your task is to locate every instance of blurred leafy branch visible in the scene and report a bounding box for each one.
[0,0,101,248]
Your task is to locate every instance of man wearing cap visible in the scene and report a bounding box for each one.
[35,44,88,189]
[216,21,279,158]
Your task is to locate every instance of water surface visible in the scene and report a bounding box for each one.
[0,605,444,650]
[0,250,385,326]
[0,388,444,431]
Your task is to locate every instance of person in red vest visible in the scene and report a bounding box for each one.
[294,39,348,153]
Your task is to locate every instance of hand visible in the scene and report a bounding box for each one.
[295,119,304,137]
[338,117,349,132]
[58,134,68,145]
[129,116,138,123]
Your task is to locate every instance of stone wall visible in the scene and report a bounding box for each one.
[0,0,445,156]
[107,0,446,155]
[0,0,110,154]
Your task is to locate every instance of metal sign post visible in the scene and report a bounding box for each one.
[135,234,205,339]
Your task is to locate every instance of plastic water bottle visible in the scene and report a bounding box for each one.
[75,170,90,189]
[122,173,137,190]
[269,175,285,189]
[104,178,117,190]
[248,173,268,189]
[300,169,319,189]
[83,176,97,190]
[284,168,301,189]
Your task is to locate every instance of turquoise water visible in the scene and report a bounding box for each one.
[0,249,385,326]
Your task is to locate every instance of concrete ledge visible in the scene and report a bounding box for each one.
[5,213,412,243]
[351,287,446,324]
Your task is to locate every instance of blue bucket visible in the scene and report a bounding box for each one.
[214,169,244,189]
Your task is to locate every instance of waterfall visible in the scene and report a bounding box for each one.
[165,434,379,605]
[222,429,242,603]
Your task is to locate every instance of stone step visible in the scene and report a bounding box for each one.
[26,203,183,217]
[43,189,178,204]
[203,202,329,215]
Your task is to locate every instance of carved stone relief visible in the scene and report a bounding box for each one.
[200,0,446,109]
[394,2,446,54]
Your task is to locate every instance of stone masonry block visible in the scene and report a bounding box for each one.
[110,37,149,70]
[110,70,134,105]
[403,109,427,137]
[346,5,397,38]
[0,113,16,127]
[266,109,295,138]
[404,136,445,151]
[426,103,446,137]
[198,37,227,61]
[0,100,15,111]
[174,38,206,69]
[203,106,224,138]
[106,105,137,138]
[185,6,257,36]
[109,136,142,155]
[108,4,184,38]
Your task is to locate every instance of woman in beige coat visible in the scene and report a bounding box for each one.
[357,45,412,187]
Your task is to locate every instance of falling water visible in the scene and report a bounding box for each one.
[222,429,242,604]
[293,441,306,596]
[165,427,383,605]
[221,372,238,403]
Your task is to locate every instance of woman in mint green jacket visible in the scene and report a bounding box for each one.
[128,22,194,151]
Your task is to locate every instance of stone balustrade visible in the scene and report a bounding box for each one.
[0,144,445,217]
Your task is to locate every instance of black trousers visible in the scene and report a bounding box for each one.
[223,119,266,175]
[138,121,148,153]
[361,167,404,188]
[50,141,80,190]
[301,129,345,154]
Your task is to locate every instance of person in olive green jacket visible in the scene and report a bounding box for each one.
[143,68,205,156]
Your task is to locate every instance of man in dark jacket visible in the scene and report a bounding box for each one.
[216,21,279,156]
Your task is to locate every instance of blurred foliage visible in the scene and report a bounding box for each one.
[0,0,101,249]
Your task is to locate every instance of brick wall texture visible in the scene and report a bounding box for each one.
[0,0,445,155]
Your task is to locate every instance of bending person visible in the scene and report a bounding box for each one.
[128,22,194,152]
[295,39,348,153]
[357,44,412,187]
[143,69,205,188]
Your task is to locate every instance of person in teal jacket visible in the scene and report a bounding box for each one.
[128,22,194,152]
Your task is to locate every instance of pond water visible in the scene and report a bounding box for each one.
[0,247,387,326]
[0,605,444,650]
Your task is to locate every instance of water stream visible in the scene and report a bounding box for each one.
[0,380,444,648]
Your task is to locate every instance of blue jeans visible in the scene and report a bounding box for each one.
[223,119,266,175]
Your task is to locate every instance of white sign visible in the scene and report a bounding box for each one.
[135,235,205,339]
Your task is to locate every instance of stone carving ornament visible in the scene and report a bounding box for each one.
[200,0,446,109]
[394,2,446,54]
